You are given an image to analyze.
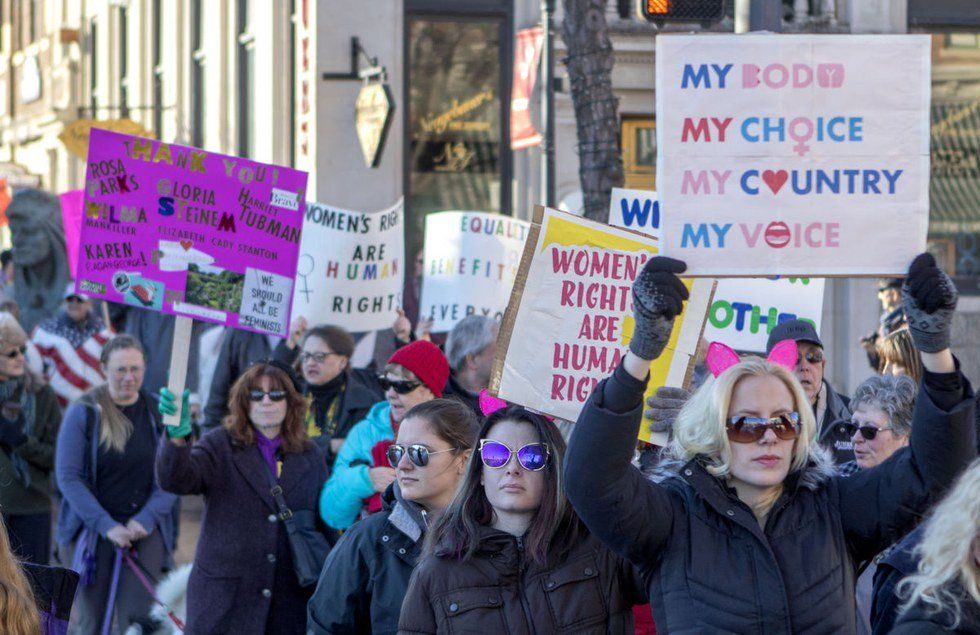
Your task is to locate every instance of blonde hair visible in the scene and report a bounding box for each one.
[667,357,817,513]
[0,312,27,350]
[0,516,41,635]
[898,459,980,627]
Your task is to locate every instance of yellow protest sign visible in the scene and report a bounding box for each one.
[491,206,714,442]
[58,119,156,160]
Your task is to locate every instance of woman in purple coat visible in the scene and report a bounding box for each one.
[156,361,329,634]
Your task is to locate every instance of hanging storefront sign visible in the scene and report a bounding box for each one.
[355,81,394,167]
[511,27,544,150]
[59,119,157,161]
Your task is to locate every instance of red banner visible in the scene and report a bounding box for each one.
[511,27,544,150]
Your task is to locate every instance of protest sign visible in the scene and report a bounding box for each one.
[656,34,930,276]
[608,188,661,240]
[290,199,404,332]
[76,128,306,338]
[60,189,84,278]
[419,211,530,332]
[492,206,714,441]
[606,194,824,352]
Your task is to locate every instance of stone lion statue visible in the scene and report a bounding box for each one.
[7,189,70,333]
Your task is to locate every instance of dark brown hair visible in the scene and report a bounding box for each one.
[424,405,582,565]
[300,325,355,374]
[402,398,480,456]
[224,362,310,454]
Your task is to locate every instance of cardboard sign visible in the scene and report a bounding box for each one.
[420,211,530,332]
[606,193,824,352]
[656,34,930,276]
[59,118,156,161]
[492,206,714,439]
[609,188,661,239]
[291,199,404,332]
[76,129,306,337]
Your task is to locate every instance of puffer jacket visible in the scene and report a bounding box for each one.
[565,363,976,635]
[398,525,644,634]
[319,400,394,529]
[308,484,428,635]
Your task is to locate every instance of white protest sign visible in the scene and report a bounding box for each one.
[609,188,661,239]
[420,211,530,332]
[290,199,404,332]
[656,34,930,276]
[607,197,825,353]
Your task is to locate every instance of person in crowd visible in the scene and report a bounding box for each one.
[32,283,113,409]
[203,328,279,431]
[123,307,206,400]
[55,335,177,633]
[861,277,907,371]
[273,318,384,465]
[308,398,480,633]
[834,374,918,635]
[890,458,980,633]
[320,340,450,530]
[764,318,854,463]
[0,313,61,565]
[442,315,499,416]
[398,404,645,633]
[0,301,44,378]
[564,254,976,633]
[878,327,923,385]
[156,361,329,634]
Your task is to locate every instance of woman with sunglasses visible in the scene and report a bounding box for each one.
[564,255,977,633]
[399,404,644,633]
[0,312,61,566]
[56,335,176,632]
[274,320,383,465]
[156,361,329,634]
[308,398,479,634]
[320,340,449,530]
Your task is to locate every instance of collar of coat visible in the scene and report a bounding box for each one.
[384,483,428,543]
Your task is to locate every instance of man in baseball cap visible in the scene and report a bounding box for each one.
[767,319,853,464]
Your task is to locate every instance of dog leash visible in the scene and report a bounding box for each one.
[119,547,187,632]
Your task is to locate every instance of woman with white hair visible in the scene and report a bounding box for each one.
[892,458,980,633]
[565,254,977,633]
[837,373,918,476]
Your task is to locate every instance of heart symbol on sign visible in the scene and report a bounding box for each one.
[762,170,789,195]
[179,240,193,251]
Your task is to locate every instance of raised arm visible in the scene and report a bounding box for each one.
[565,257,690,568]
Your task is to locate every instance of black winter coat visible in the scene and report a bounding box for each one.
[565,364,976,635]
[307,484,428,634]
[398,525,644,634]
[890,581,980,634]
[156,428,328,635]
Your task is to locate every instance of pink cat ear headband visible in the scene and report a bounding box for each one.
[479,389,554,421]
[705,339,798,378]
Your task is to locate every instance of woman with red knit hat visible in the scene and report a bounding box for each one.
[319,340,449,530]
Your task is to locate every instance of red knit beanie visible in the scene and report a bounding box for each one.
[388,340,449,397]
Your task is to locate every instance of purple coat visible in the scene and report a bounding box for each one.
[156,427,327,635]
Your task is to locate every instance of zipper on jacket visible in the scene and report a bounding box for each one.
[515,536,538,635]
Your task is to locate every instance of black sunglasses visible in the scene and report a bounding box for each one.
[378,376,421,395]
[2,345,26,359]
[796,351,825,365]
[386,443,456,467]
[836,421,893,441]
[248,389,288,402]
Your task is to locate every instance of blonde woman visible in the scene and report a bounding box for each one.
[55,335,177,633]
[891,459,980,633]
[565,255,976,633]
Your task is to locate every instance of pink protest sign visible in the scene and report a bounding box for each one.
[59,189,84,278]
[76,129,307,337]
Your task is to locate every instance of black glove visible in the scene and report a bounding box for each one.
[630,257,689,361]
[902,253,957,353]
[645,386,691,434]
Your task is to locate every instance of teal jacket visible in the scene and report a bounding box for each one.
[319,400,393,529]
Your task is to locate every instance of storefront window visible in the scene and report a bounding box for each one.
[406,17,508,259]
[621,118,656,190]
[929,33,980,276]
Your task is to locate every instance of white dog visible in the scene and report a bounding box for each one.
[122,564,191,635]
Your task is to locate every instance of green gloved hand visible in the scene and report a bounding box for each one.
[160,388,192,439]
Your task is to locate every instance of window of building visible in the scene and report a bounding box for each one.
[237,0,254,158]
[119,6,129,119]
[621,117,656,190]
[191,0,205,148]
[152,0,163,135]
[405,5,512,260]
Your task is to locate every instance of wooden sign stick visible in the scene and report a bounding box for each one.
[163,315,193,426]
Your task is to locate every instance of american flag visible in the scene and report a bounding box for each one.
[32,312,113,408]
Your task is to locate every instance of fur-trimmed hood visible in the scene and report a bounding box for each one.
[645,443,838,493]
